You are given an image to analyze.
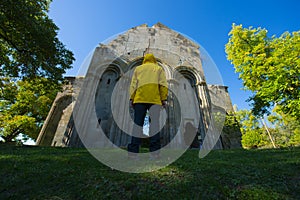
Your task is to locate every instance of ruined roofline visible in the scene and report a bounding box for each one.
[141,22,200,49]
[102,22,200,50]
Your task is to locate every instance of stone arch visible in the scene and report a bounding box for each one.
[174,66,202,84]
[37,94,73,146]
[95,64,121,137]
[158,61,172,80]
[84,56,127,84]
[128,57,143,70]
[110,57,128,74]
[173,66,205,148]
[174,66,200,104]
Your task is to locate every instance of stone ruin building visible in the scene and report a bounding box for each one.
[36,23,241,149]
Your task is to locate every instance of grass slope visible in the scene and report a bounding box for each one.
[0,145,299,200]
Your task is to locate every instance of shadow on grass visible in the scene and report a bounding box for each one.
[0,144,299,199]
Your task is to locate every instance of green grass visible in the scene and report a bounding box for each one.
[0,144,299,200]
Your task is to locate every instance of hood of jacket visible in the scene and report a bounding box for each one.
[143,53,157,64]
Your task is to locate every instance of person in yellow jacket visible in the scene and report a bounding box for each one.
[128,53,168,159]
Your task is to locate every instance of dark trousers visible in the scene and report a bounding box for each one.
[128,103,161,154]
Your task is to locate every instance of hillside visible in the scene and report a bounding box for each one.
[0,145,299,199]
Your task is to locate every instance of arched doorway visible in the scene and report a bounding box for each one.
[37,95,72,146]
[95,65,122,145]
[173,67,204,148]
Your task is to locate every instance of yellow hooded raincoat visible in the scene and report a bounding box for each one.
[130,54,168,105]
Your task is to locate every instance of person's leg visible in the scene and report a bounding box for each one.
[148,104,161,154]
[128,103,147,154]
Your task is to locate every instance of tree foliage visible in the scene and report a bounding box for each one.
[0,0,74,81]
[225,24,300,120]
[234,110,265,148]
[0,0,74,142]
[267,108,300,147]
[0,77,59,142]
[234,109,300,149]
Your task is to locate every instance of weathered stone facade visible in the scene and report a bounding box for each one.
[36,23,241,149]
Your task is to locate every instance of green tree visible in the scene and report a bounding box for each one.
[268,108,300,147]
[234,110,271,149]
[0,0,74,81]
[0,77,59,142]
[0,0,74,142]
[233,108,300,149]
[225,24,300,120]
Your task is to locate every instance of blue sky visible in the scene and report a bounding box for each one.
[48,0,300,110]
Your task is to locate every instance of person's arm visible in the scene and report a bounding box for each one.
[129,70,138,104]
